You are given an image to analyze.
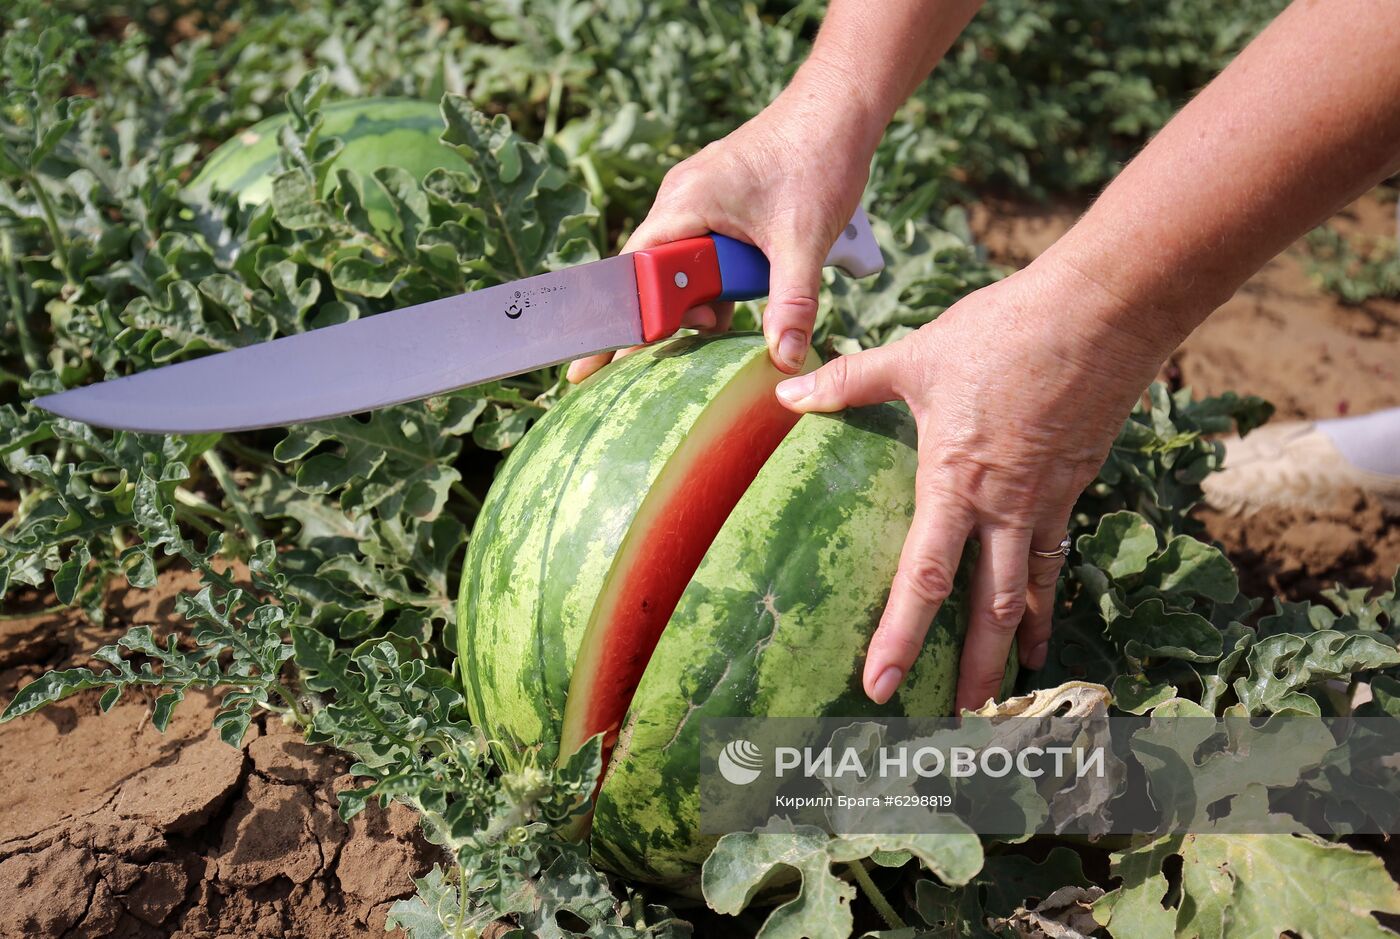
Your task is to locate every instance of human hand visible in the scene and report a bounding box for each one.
[566,73,883,383]
[774,259,1181,712]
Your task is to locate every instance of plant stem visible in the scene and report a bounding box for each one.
[172,505,217,538]
[203,449,266,543]
[219,436,275,466]
[27,174,74,286]
[454,860,471,939]
[1,230,41,373]
[543,68,563,140]
[846,861,906,931]
[267,681,311,728]
[575,154,610,251]
[174,486,237,527]
[450,480,482,511]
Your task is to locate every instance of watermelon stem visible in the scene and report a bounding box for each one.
[28,176,74,287]
[202,450,265,544]
[845,861,906,930]
[1,231,41,373]
[450,480,483,512]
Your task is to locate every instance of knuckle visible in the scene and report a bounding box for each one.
[818,354,853,394]
[769,285,819,322]
[982,591,1026,631]
[1028,562,1063,590]
[965,665,1009,699]
[895,560,956,606]
[873,625,925,663]
[658,162,701,198]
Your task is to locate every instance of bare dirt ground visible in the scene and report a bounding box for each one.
[2,192,1398,937]
[0,574,436,938]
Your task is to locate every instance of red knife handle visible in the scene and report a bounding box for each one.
[633,238,725,342]
[633,209,882,343]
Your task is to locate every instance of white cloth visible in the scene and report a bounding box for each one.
[1318,406,1400,477]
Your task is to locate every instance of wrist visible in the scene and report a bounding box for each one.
[784,55,891,158]
[1030,235,1212,369]
[1009,253,1189,396]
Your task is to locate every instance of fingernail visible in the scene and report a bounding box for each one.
[777,330,808,371]
[775,372,814,404]
[1028,640,1048,670]
[869,665,904,704]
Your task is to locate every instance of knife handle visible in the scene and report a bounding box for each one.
[634,208,883,342]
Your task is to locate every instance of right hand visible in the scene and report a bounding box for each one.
[567,76,883,382]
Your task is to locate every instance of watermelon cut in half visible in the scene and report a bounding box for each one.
[458,334,987,890]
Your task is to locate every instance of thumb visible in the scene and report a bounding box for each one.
[774,342,904,414]
[761,235,826,373]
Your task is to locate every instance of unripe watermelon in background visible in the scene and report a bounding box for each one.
[191,97,469,229]
[458,334,975,891]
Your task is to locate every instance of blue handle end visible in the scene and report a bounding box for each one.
[709,234,771,302]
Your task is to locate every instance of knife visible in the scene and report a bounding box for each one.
[35,209,883,434]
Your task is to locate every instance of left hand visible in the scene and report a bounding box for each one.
[775,257,1174,711]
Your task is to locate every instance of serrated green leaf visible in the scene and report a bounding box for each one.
[1112,674,1178,715]
[271,169,334,230]
[439,95,598,279]
[1234,631,1400,715]
[328,256,400,297]
[1110,598,1223,664]
[2,668,107,721]
[703,820,982,939]
[1096,834,1400,939]
[385,867,460,939]
[1077,511,1158,578]
[1139,534,1238,602]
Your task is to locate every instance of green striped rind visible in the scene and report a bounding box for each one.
[590,404,966,888]
[457,335,774,770]
[191,98,469,220]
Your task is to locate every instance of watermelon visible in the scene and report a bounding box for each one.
[457,334,978,891]
[191,97,469,229]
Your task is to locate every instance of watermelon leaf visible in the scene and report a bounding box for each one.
[703,820,982,939]
[1095,834,1400,938]
[1077,511,1159,578]
[914,847,1091,938]
[1233,631,1400,716]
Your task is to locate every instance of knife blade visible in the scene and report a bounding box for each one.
[35,208,883,434]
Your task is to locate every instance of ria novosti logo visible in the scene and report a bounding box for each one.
[714,737,1108,785]
[717,739,764,785]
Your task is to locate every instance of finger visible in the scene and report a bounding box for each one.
[863,495,975,704]
[621,209,710,254]
[567,352,615,383]
[1020,521,1071,671]
[955,527,1033,714]
[760,234,827,374]
[680,305,719,330]
[774,342,905,414]
[705,301,735,334]
[571,205,693,381]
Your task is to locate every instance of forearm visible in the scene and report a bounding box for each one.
[1048,0,1400,356]
[786,0,983,153]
